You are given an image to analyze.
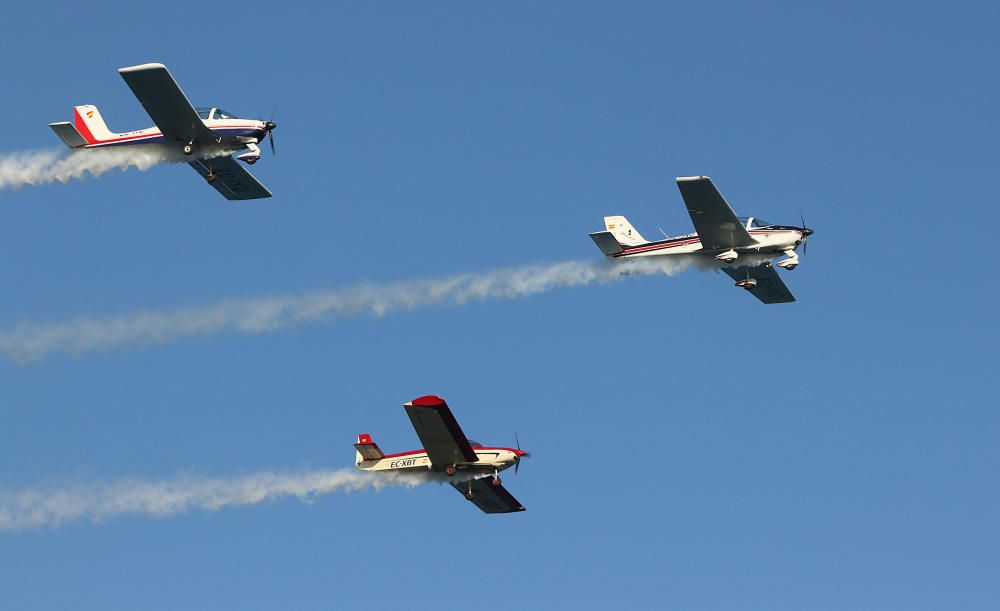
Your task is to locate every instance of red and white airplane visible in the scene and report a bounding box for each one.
[355,395,529,514]
[49,62,275,200]
[590,176,814,303]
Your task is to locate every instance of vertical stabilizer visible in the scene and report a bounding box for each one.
[603,216,648,246]
[73,105,117,143]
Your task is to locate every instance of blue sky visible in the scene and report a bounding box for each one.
[1,1,998,609]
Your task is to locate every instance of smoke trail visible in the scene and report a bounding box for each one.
[0,468,440,531]
[0,257,701,363]
[0,147,179,190]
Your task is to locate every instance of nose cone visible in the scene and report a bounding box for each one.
[801,228,813,237]
[264,121,277,131]
[514,449,528,457]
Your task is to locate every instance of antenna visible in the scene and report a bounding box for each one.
[657,226,669,239]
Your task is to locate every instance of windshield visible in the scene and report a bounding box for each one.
[751,218,774,227]
[196,107,212,120]
[213,108,238,119]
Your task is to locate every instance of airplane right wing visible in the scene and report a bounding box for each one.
[721,264,796,304]
[403,396,479,470]
[451,478,526,513]
[676,176,756,250]
[118,63,217,145]
[188,156,272,200]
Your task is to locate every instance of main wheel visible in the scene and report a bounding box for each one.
[465,492,476,500]
[206,173,217,184]
[491,477,502,487]
[183,144,194,155]
[245,157,257,165]
[445,465,457,476]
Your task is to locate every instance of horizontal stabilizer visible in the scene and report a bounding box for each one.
[49,122,87,148]
[354,434,385,462]
[589,231,624,255]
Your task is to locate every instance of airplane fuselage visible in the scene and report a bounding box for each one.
[356,447,522,475]
[79,117,268,155]
[611,225,807,260]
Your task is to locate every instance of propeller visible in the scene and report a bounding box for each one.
[799,211,812,255]
[514,432,531,475]
[263,107,277,155]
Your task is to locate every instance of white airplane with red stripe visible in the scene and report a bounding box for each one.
[355,395,529,514]
[590,176,814,304]
[49,62,275,200]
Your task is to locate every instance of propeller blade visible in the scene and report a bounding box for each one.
[269,129,275,155]
[514,456,519,475]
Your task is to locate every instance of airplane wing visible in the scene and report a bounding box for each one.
[118,63,217,144]
[721,265,796,304]
[676,176,756,250]
[188,156,272,200]
[403,396,479,470]
[451,478,526,514]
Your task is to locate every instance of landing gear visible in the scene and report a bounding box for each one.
[182,142,194,155]
[236,142,261,165]
[491,477,502,487]
[775,249,799,271]
[715,249,738,263]
[735,278,757,291]
[445,465,457,476]
[206,171,218,184]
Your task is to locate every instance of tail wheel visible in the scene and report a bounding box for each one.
[445,465,457,476]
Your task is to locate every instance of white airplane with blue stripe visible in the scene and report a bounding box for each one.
[590,176,814,304]
[49,63,275,200]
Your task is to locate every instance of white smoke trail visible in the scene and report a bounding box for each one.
[0,147,179,190]
[0,257,701,363]
[0,468,439,531]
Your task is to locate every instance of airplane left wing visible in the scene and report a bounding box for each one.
[118,63,217,144]
[676,176,756,250]
[451,478,526,514]
[721,264,796,304]
[188,156,272,200]
[404,396,479,470]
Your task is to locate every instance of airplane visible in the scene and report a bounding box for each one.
[590,176,814,304]
[48,62,276,201]
[354,395,529,514]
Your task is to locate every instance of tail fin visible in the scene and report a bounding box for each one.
[72,105,117,144]
[354,434,385,465]
[603,216,648,246]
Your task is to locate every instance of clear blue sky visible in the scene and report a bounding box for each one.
[1,1,998,609]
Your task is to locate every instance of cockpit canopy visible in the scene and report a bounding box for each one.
[196,107,240,120]
[739,216,774,228]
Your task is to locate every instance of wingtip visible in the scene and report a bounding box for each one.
[409,395,446,407]
[118,62,168,73]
